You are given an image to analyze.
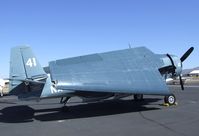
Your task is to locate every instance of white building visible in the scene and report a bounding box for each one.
[182,67,199,77]
[190,70,199,77]
[0,79,9,96]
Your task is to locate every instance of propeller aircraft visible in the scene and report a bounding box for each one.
[8,46,194,109]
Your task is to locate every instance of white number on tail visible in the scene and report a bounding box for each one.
[26,58,37,67]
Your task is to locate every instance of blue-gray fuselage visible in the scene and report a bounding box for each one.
[9,46,186,102]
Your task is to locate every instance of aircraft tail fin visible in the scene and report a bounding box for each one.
[9,46,48,99]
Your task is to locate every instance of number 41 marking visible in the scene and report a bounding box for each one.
[26,58,37,67]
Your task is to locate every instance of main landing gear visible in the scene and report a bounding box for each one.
[133,94,177,106]
[164,94,177,106]
[60,97,70,112]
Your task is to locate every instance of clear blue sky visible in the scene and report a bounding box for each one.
[0,0,198,77]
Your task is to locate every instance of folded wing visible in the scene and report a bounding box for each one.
[49,47,170,95]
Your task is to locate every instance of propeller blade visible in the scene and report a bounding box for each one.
[179,76,184,90]
[180,47,194,62]
[166,54,176,76]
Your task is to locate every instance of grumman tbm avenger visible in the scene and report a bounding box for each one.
[8,46,194,110]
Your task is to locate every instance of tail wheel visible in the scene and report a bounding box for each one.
[164,94,176,105]
[134,94,143,101]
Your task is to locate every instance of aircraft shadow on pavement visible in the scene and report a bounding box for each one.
[0,98,161,123]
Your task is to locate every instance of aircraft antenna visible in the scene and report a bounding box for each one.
[128,42,132,49]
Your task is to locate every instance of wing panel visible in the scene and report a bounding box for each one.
[49,47,169,95]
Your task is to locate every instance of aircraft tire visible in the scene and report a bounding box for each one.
[164,94,176,105]
[134,94,144,101]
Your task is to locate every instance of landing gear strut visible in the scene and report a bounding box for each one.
[164,94,176,105]
[134,94,144,101]
[60,97,70,105]
[60,97,70,112]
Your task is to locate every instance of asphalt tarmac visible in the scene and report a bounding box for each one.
[0,85,199,136]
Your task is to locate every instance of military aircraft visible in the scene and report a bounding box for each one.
[8,46,194,109]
